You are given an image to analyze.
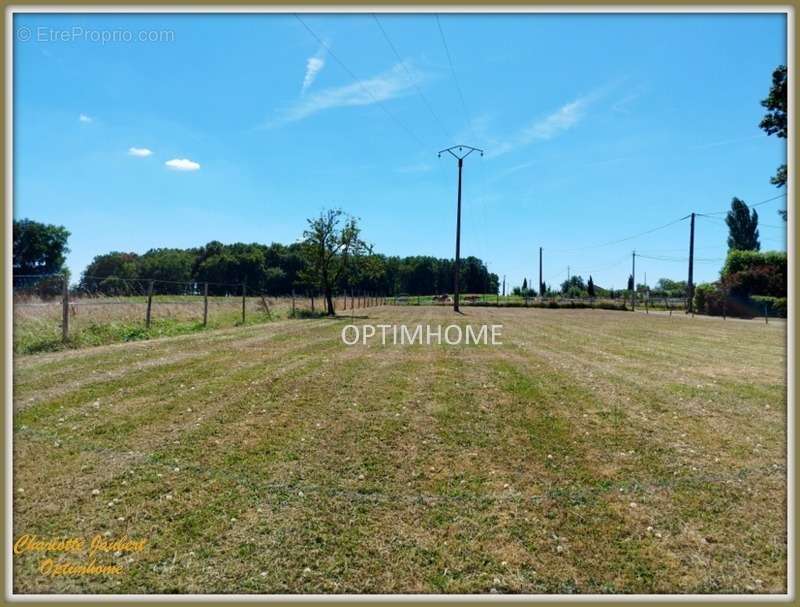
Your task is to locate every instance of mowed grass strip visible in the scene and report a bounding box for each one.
[13,307,786,593]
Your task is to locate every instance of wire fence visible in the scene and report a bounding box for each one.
[13,273,387,353]
[390,292,687,312]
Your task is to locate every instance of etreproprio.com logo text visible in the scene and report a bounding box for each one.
[17,26,175,44]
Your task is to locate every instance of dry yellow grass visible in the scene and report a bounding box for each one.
[12,307,786,594]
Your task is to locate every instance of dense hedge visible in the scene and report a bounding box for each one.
[721,250,786,298]
[694,284,786,318]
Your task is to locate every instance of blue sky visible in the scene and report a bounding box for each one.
[13,11,787,290]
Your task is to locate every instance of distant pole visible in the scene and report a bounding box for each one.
[539,247,543,297]
[502,275,506,297]
[242,283,247,323]
[439,145,484,312]
[631,251,636,312]
[61,273,69,342]
[146,280,154,328]
[203,282,209,326]
[644,271,647,313]
[687,212,696,314]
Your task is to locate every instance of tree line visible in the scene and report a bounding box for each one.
[14,216,499,302]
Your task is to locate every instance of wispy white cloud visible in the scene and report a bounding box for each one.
[165,158,200,171]
[611,91,642,114]
[79,113,93,123]
[267,61,421,127]
[302,46,326,95]
[475,87,613,159]
[128,147,153,157]
[487,95,594,158]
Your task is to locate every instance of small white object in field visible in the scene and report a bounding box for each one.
[91,489,100,496]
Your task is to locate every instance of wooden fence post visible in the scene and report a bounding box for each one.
[765,304,769,324]
[61,273,69,342]
[291,289,296,317]
[260,294,272,319]
[146,280,154,329]
[203,282,209,326]
[241,283,246,323]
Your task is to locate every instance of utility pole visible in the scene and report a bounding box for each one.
[502,275,506,297]
[439,145,484,312]
[687,212,696,314]
[631,251,636,312]
[539,247,543,296]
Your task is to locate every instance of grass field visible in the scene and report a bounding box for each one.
[12,307,786,594]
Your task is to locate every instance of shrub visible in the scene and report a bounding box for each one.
[751,295,787,318]
[721,250,786,297]
[694,282,781,318]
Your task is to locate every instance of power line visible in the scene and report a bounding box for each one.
[435,15,476,141]
[637,253,723,263]
[552,215,690,253]
[698,192,787,216]
[294,14,427,150]
[371,14,451,141]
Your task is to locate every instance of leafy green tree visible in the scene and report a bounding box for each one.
[759,65,787,218]
[13,219,70,275]
[80,252,139,294]
[560,275,585,294]
[138,248,194,292]
[300,209,367,316]
[587,275,596,298]
[654,278,687,297]
[522,278,528,291]
[725,197,760,251]
[760,65,787,138]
